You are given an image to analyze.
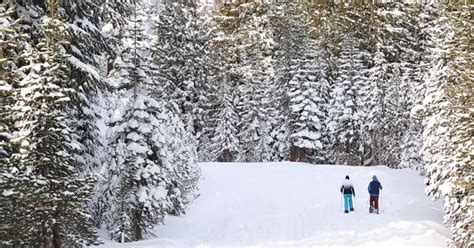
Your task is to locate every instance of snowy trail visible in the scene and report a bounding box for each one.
[100,162,450,247]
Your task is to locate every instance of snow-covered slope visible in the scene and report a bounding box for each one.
[100,162,450,247]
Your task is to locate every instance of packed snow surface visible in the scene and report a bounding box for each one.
[100,162,449,247]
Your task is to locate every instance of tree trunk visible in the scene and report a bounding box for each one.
[290,145,297,162]
[298,147,306,162]
[107,57,114,75]
[52,223,61,248]
[0,47,4,80]
[49,0,58,17]
[346,143,353,165]
[223,149,232,162]
[133,210,142,241]
[42,225,52,248]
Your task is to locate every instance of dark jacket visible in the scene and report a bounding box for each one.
[368,179,383,196]
[340,179,355,196]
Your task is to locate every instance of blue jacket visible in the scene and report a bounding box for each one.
[368,179,382,196]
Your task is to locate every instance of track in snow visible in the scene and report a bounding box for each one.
[100,162,450,247]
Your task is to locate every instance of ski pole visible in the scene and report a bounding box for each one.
[351,188,355,211]
[379,192,382,213]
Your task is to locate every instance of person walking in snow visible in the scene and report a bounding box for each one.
[368,175,383,214]
[340,175,355,213]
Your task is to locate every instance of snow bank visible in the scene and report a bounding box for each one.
[99,162,449,247]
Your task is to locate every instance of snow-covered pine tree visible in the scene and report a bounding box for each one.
[10,0,114,175]
[0,3,31,245]
[97,2,200,240]
[0,1,26,167]
[101,93,199,243]
[105,96,172,242]
[375,2,418,169]
[334,3,376,166]
[214,2,273,161]
[149,0,202,205]
[57,1,110,174]
[208,2,248,162]
[270,1,308,162]
[95,1,163,240]
[328,35,370,166]
[366,42,390,166]
[334,3,377,72]
[98,0,134,36]
[308,4,337,164]
[366,2,433,169]
[237,69,274,162]
[207,31,240,162]
[152,0,211,134]
[233,1,276,162]
[288,39,329,163]
[92,0,152,227]
[186,3,216,143]
[209,80,239,162]
[398,3,438,172]
[161,103,200,215]
[17,0,112,174]
[383,63,404,167]
[2,17,99,247]
[181,4,217,162]
[419,4,473,247]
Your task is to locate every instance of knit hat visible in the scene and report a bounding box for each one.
[373,175,377,180]
[345,175,350,180]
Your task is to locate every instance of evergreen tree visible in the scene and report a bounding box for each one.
[162,103,200,215]
[420,4,473,246]
[271,2,307,162]
[209,3,247,162]
[1,17,99,247]
[328,36,369,165]
[398,3,438,172]
[212,1,276,162]
[208,36,239,162]
[0,1,25,167]
[288,39,329,163]
[210,83,239,162]
[95,2,166,240]
[379,3,419,168]
[9,0,114,175]
[100,96,199,242]
[188,5,218,162]
[0,3,30,245]
[233,1,275,162]
[96,2,200,240]
[383,64,404,167]
[153,0,212,133]
[105,96,172,242]
[92,1,152,227]
[366,43,390,166]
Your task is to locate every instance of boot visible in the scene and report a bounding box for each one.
[350,208,354,212]
[344,210,349,214]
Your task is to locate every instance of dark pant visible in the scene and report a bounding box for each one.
[370,195,379,209]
